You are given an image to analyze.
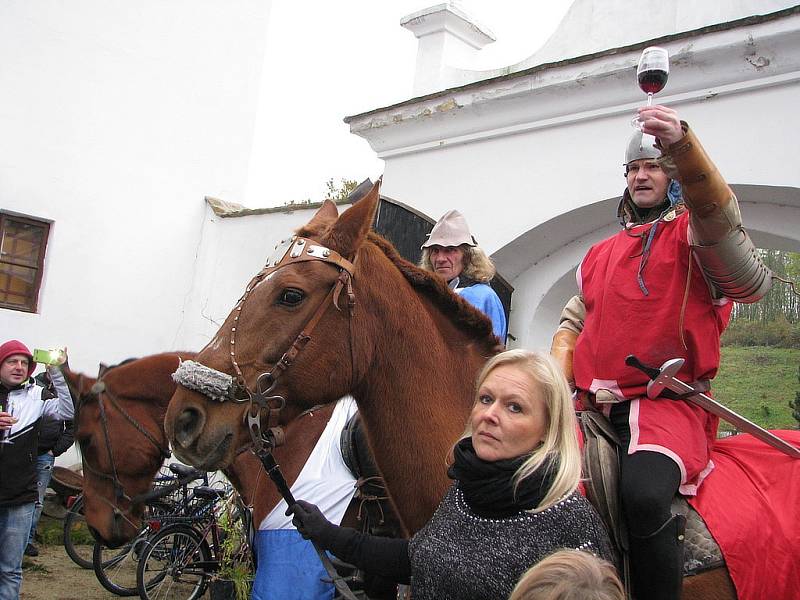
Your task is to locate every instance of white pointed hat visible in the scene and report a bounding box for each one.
[421,210,478,249]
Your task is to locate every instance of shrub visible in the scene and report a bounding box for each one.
[722,315,800,348]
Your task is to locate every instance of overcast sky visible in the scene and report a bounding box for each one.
[243,1,575,207]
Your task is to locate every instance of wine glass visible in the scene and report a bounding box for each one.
[631,46,669,129]
[1,398,16,444]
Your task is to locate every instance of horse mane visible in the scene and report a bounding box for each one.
[296,216,501,356]
[108,357,139,369]
[367,233,501,355]
[85,351,197,408]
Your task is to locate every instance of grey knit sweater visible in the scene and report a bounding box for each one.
[407,483,615,600]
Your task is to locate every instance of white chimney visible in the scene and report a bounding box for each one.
[401,2,495,96]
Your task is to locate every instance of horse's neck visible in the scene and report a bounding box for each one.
[354,257,488,532]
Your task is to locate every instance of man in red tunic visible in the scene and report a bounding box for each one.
[550,105,772,600]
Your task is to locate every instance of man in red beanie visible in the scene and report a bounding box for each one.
[0,340,74,600]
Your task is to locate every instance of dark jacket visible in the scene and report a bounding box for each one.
[37,418,74,456]
[34,371,75,456]
[0,370,74,506]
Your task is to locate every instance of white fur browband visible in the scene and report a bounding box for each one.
[172,360,235,403]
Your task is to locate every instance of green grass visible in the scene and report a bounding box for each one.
[714,346,800,433]
[37,515,93,546]
[22,560,49,573]
[37,516,66,545]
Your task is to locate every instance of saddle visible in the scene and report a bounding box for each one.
[336,413,405,599]
[579,410,724,579]
[340,413,404,539]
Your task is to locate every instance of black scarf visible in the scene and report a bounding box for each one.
[447,437,558,518]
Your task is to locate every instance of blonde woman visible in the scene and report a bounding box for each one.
[288,350,613,600]
[509,549,624,600]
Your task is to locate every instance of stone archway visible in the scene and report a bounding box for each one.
[494,184,800,350]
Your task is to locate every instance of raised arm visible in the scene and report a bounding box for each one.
[42,364,75,421]
[641,105,773,303]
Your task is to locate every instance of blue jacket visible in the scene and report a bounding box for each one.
[454,279,507,343]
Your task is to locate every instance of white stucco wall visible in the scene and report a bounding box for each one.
[174,202,346,353]
[406,0,798,95]
[0,1,272,372]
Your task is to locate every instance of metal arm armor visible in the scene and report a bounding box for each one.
[658,123,773,303]
[691,228,773,303]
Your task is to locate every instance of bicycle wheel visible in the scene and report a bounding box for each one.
[137,524,212,600]
[63,495,94,570]
[93,530,152,597]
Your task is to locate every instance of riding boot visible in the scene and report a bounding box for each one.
[628,513,686,600]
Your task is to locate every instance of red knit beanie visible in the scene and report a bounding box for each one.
[0,340,35,378]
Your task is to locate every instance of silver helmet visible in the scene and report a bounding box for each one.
[624,131,660,165]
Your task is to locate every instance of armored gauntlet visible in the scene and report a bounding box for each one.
[659,124,772,303]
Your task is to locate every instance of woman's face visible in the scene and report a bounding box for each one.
[470,364,548,462]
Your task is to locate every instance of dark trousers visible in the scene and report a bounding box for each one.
[610,402,684,600]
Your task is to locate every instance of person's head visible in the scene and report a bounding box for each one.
[0,340,35,388]
[509,549,624,600]
[623,131,669,210]
[463,349,582,510]
[420,210,496,283]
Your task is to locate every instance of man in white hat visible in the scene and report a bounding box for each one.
[420,209,507,342]
[550,105,773,600]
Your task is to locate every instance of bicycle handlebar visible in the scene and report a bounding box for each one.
[131,468,206,505]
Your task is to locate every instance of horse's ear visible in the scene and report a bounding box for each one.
[304,200,339,231]
[98,363,109,378]
[327,181,380,259]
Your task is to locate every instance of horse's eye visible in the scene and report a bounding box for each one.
[279,288,304,306]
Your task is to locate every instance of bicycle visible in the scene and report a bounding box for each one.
[91,463,210,596]
[65,467,197,571]
[136,485,252,600]
[63,493,94,569]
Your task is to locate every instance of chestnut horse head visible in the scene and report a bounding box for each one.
[64,352,336,548]
[166,184,502,531]
[65,353,190,546]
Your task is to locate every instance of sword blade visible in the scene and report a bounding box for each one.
[686,392,800,458]
[661,377,800,459]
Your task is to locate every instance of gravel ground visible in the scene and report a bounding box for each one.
[21,544,121,600]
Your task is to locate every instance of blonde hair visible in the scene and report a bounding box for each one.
[419,244,496,283]
[461,349,582,511]
[509,550,624,600]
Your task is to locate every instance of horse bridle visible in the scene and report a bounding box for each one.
[79,375,172,510]
[173,235,362,600]
[174,235,357,453]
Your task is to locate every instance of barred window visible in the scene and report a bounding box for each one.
[0,213,51,312]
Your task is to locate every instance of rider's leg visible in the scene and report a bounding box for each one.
[610,403,684,600]
[620,450,684,600]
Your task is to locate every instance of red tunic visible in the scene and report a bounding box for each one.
[574,211,733,494]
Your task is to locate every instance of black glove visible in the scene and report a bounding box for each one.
[286,500,338,548]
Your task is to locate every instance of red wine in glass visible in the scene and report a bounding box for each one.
[632,46,669,129]
[638,69,668,95]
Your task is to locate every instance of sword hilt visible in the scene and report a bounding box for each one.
[625,355,660,380]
